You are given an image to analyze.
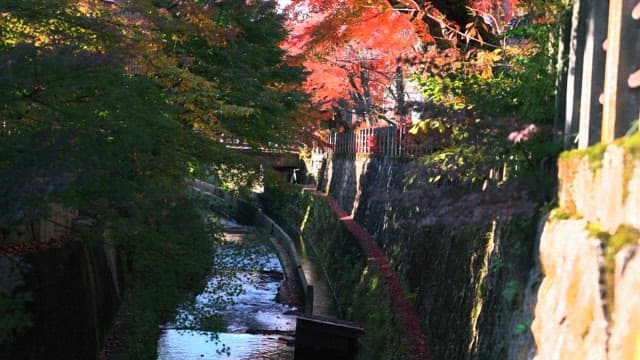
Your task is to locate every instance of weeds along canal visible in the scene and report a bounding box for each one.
[157,217,297,359]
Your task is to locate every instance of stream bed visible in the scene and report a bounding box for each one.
[157,219,296,359]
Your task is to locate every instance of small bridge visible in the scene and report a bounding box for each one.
[222,139,303,165]
[224,144,307,183]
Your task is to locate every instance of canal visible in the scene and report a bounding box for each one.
[157,217,297,359]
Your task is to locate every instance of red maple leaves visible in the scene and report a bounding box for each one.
[281,0,520,124]
[281,0,420,116]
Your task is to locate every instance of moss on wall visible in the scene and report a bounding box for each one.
[263,184,411,359]
[310,153,544,359]
[603,224,640,318]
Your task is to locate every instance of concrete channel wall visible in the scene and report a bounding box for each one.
[190,179,313,314]
[254,212,313,315]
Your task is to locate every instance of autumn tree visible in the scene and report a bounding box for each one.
[282,0,532,131]
[1,0,306,236]
[282,0,422,128]
[0,0,305,354]
[282,0,569,225]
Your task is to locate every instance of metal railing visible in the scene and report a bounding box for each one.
[326,125,436,158]
[564,0,640,149]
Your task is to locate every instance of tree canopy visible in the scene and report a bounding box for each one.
[0,0,306,351]
[0,0,305,231]
[280,0,560,127]
[280,0,567,227]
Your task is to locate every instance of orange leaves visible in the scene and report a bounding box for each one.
[412,15,436,44]
[464,21,483,46]
[415,47,463,76]
[282,0,421,112]
[283,0,529,120]
[284,0,419,61]
[474,48,502,79]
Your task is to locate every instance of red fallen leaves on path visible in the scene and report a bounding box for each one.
[304,188,431,360]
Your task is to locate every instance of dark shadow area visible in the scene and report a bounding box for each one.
[471,217,540,358]
[294,316,363,360]
[0,241,121,360]
[325,153,358,215]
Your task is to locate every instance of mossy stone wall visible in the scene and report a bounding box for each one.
[310,154,542,359]
[263,187,412,360]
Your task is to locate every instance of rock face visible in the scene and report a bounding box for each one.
[558,144,640,233]
[609,245,640,360]
[532,220,609,360]
[533,135,640,359]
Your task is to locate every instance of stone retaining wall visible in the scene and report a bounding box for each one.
[0,241,121,359]
[533,134,640,359]
[306,188,430,360]
[312,153,541,359]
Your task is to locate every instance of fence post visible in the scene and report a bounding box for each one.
[578,0,608,149]
[385,127,391,157]
[352,131,356,153]
[362,129,366,154]
[602,0,640,142]
[564,0,588,149]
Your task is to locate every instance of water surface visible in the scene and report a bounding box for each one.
[157,219,296,359]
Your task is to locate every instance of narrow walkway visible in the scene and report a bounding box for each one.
[256,212,337,319]
[292,231,337,318]
[303,187,431,360]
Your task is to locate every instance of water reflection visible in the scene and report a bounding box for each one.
[157,219,295,359]
[157,331,293,360]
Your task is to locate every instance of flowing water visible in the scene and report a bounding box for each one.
[157,219,296,359]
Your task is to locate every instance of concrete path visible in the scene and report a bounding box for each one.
[291,231,338,318]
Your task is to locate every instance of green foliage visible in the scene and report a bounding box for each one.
[549,207,573,221]
[175,229,274,334]
[601,224,640,320]
[397,17,565,228]
[606,225,640,256]
[622,128,640,156]
[163,0,307,145]
[0,0,305,357]
[559,141,607,171]
[0,256,32,344]
[501,280,521,304]
[413,22,557,125]
[515,319,532,335]
[105,195,216,358]
[586,222,610,242]
[350,267,409,360]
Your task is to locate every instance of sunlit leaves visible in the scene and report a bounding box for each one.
[0,2,307,354]
[282,0,420,116]
[0,0,306,227]
[0,9,103,52]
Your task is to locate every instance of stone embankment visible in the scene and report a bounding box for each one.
[532,134,640,359]
[305,153,540,359]
[303,134,640,358]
